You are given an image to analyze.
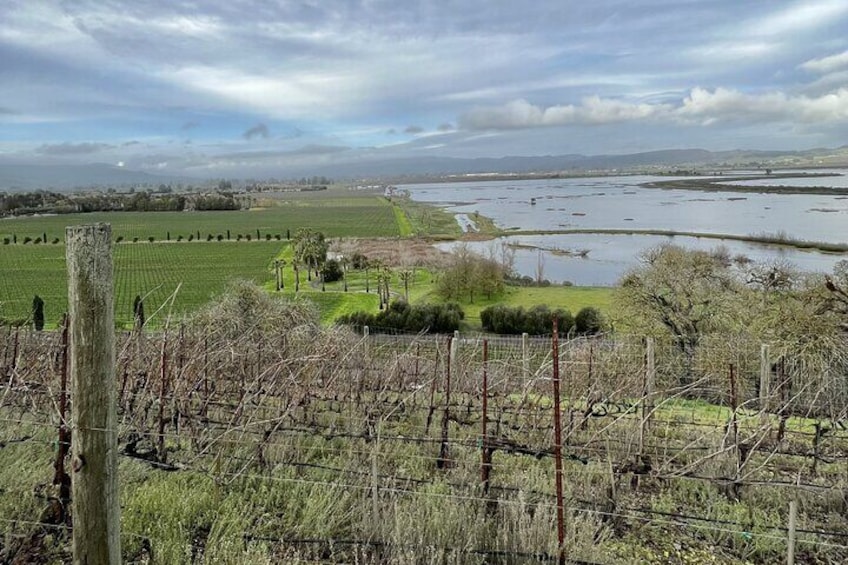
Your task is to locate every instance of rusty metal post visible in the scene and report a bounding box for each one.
[552,318,566,564]
[481,339,491,495]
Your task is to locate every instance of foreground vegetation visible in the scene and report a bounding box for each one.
[2,284,847,564]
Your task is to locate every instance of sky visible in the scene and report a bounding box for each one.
[1,0,848,178]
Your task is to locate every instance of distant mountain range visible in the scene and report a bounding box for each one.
[0,163,191,191]
[1,146,847,190]
[322,147,848,181]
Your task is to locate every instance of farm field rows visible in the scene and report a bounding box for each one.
[0,193,403,243]
[0,241,283,327]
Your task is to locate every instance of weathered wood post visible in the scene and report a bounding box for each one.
[66,224,121,565]
[451,330,459,386]
[437,333,455,469]
[787,499,798,565]
[274,260,281,291]
[760,344,771,424]
[640,337,656,454]
[521,332,529,381]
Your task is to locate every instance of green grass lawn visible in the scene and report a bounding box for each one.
[413,284,614,328]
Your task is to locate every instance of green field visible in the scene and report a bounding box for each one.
[0,189,615,330]
[0,241,283,327]
[0,192,403,243]
[1,239,613,330]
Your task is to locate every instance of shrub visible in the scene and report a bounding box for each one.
[575,307,604,335]
[337,300,464,334]
[133,237,139,243]
[22,236,32,244]
[132,295,145,328]
[351,253,369,270]
[322,259,344,283]
[207,234,214,241]
[32,295,44,331]
[480,304,574,335]
[2,238,9,245]
[177,235,183,242]
[116,236,124,243]
[148,236,155,243]
[188,234,194,242]
[217,234,224,241]
[52,237,60,244]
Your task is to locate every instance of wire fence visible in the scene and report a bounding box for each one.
[2,323,848,563]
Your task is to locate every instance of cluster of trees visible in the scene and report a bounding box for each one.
[480,304,603,336]
[437,243,509,302]
[293,228,329,282]
[617,244,848,384]
[337,300,464,334]
[192,194,240,211]
[0,189,241,217]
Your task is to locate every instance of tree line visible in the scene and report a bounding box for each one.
[0,189,241,217]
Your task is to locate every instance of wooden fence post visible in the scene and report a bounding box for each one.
[760,344,771,422]
[640,337,656,454]
[787,499,797,565]
[66,224,121,565]
[274,260,281,292]
[451,330,460,384]
[521,332,529,381]
[437,334,454,469]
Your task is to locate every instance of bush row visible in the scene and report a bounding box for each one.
[337,300,464,334]
[480,304,603,336]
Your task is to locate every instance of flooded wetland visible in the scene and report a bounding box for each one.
[404,172,848,285]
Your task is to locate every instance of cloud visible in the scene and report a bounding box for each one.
[35,142,114,155]
[0,107,17,115]
[800,50,848,74]
[437,122,455,132]
[459,97,665,130]
[459,87,848,130]
[242,123,270,140]
[404,125,424,134]
[386,128,397,135]
[677,87,848,124]
[756,0,848,36]
[181,120,200,130]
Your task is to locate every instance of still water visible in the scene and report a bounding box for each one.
[401,174,848,286]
